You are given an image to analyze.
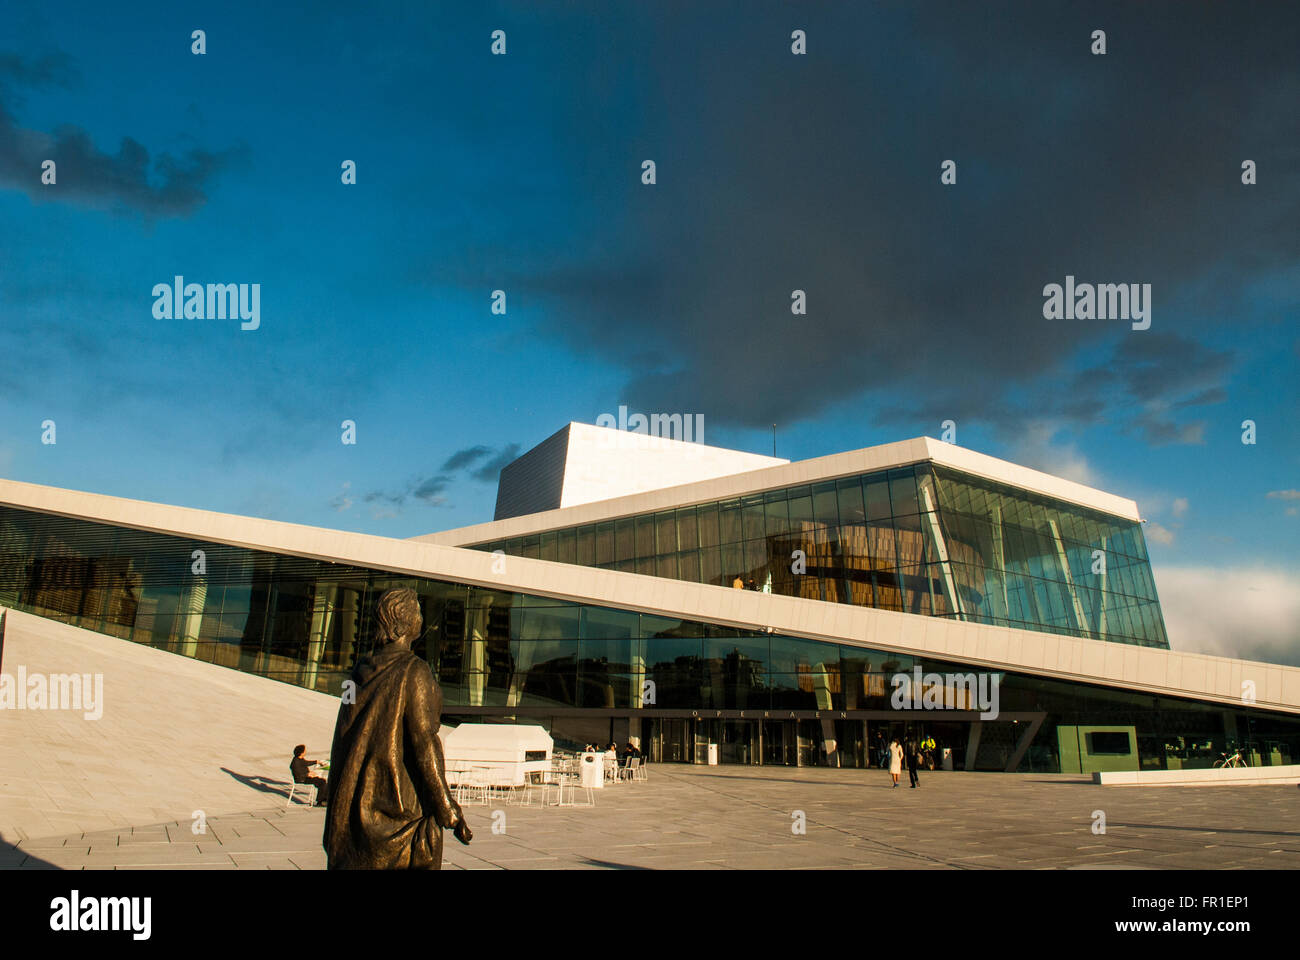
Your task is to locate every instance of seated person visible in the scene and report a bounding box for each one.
[290,744,329,806]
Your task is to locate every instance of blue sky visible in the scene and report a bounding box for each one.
[0,1,1296,661]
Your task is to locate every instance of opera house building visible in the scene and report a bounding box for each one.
[2,423,1297,774]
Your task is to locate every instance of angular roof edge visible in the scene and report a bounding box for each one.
[0,476,1293,714]
[414,436,1142,547]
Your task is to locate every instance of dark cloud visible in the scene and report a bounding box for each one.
[0,51,78,89]
[1058,333,1235,446]
[1100,335,1234,408]
[0,49,246,217]
[354,443,520,512]
[360,479,450,509]
[440,445,492,472]
[412,475,452,504]
[469,444,521,483]
[426,3,1297,445]
[810,330,1232,448]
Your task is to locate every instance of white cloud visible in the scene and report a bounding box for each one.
[1265,490,1299,518]
[1145,521,1175,545]
[1156,565,1300,666]
[1007,423,1099,487]
[1171,497,1188,518]
[330,481,353,513]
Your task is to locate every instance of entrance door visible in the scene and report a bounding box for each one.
[797,719,825,766]
[721,720,758,764]
[649,719,691,762]
[762,721,794,765]
[923,720,966,770]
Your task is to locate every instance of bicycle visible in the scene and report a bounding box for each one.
[1213,750,1248,769]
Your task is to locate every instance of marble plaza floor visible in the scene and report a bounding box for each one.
[5,764,1298,870]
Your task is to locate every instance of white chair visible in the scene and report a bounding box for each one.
[455,768,489,806]
[541,770,568,806]
[635,758,648,782]
[479,766,512,805]
[621,757,640,782]
[515,772,545,806]
[557,773,594,807]
[285,780,317,808]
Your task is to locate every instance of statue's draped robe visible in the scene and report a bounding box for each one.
[324,647,463,869]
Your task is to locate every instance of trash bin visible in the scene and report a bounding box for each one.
[941,747,953,771]
[706,743,718,766]
[580,751,604,789]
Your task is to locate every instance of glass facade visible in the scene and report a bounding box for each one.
[2,501,1292,771]
[472,463,1169,648]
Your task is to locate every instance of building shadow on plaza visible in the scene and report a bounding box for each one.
[0,833,60,870]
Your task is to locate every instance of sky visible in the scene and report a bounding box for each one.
[0,1,1296,663]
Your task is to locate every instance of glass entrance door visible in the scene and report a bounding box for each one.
[762,720,794,765]
[797,719,825,766]
[721,720,758,764]
[648,718,692,762]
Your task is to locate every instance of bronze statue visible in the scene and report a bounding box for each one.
[324,587,472,868]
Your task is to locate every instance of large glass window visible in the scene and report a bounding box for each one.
[615,518,635,562]
[3,502,1297,772]
[635,514,656,558]
[464,462,1169,648]
[594,522,613,565]
[719,500,743,545]
[676,507,699,551]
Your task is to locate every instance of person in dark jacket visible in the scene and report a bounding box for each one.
[905,737,921,788]
[323,588,472,869]
[290,744,328,805]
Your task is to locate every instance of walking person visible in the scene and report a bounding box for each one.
[906,737,920,788]
[889,737,903,788]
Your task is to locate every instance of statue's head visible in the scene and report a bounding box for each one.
[374,587,422,647]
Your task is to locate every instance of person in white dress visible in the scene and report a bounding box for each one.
[889,738,903,787]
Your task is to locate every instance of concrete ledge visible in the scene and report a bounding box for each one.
[1094,764,1300,786]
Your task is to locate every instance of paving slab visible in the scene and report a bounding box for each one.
[4,764,1300,869]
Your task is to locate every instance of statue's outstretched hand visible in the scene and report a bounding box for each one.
[454,819,473,845]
